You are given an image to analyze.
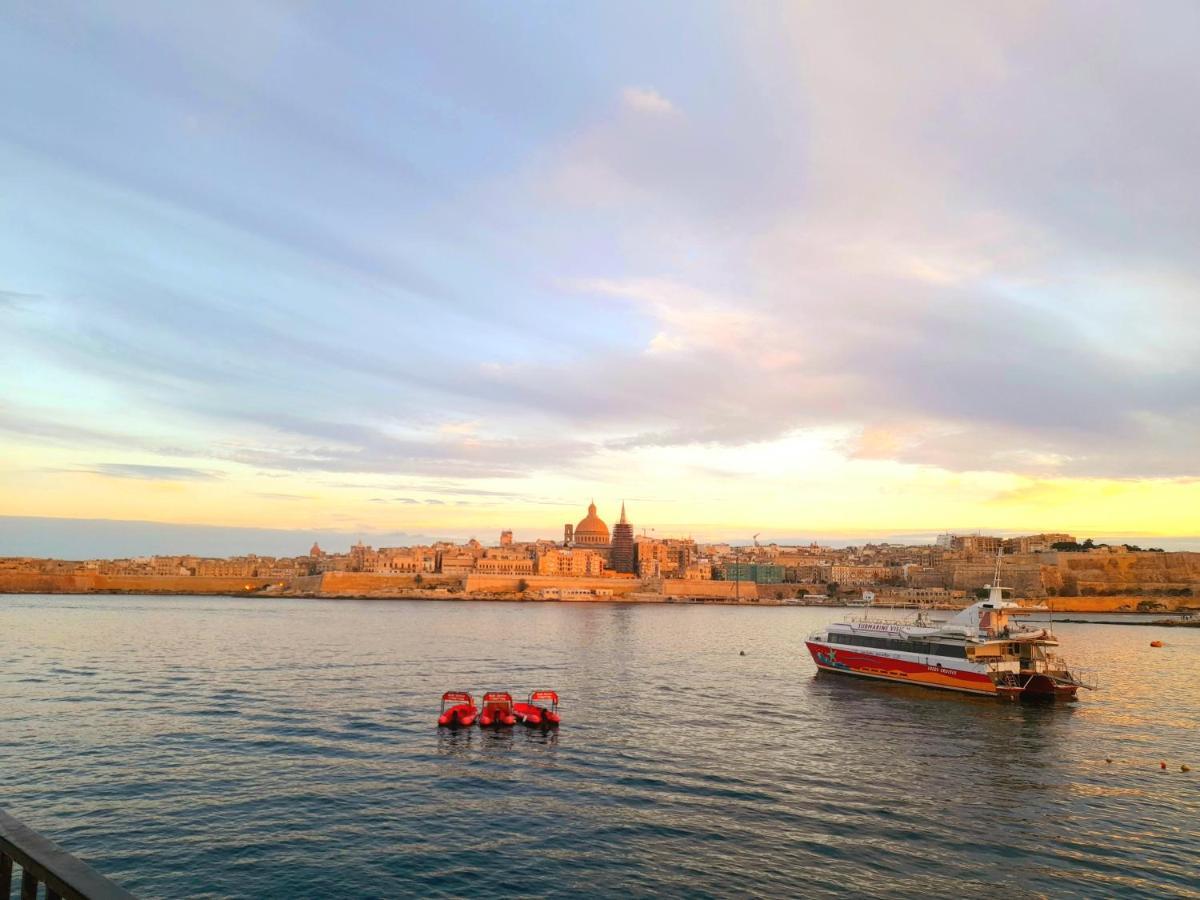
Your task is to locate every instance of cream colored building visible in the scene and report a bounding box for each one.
[536,548,606,576]
[831,565,902,586]
[475,553,535,576]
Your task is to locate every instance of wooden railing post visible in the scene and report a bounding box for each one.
[2,851,13,896]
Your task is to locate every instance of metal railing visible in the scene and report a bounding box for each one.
[0,810,135,900]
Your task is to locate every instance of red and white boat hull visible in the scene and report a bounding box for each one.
[806,641,1080,700]
[806,640,999,695]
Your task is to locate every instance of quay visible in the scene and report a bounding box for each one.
[0,810,134,900]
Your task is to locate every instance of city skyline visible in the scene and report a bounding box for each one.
[3,510,1198,560]
[3,3,1200,548]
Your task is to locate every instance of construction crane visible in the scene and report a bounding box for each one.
[753,533,761,547]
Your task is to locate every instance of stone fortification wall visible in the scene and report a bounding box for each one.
[1042,551,1200,594]
[661,579,760,600]
[301,572,463,595]
[0,572,276,593]
[949,561,1046,596]
[915,551,1200,601]
[289,574,324,593]
[1045,595,1191,613]
[464,574,641,595]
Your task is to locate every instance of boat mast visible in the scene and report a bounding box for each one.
[993,545,1002,593]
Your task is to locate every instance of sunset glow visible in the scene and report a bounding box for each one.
[2,3,1198,553]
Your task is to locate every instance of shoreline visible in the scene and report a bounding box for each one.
[3,587,1197,617]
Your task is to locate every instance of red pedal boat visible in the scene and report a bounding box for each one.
[437,691,477,728]
[478,691,517,727]
[514,690,560,727]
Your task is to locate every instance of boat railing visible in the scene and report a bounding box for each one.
[1026,653,1100,690]
[0,809,136,900]
[1069,667,1100,691]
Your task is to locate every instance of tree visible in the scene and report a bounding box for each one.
[826,581,839,597]
[516,578,529,593]
[414,573,424,586]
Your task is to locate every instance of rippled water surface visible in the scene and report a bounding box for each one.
[2,595,1197,898]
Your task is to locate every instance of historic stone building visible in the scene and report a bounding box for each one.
[565,500,611,552]
[610,503,635,574]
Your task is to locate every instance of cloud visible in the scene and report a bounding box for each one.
[621,87,676,116]
[82,463,219,481]
[3,1,1199,502]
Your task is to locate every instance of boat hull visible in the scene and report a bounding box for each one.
[806,642,1080,701]
[438,704,477,727]
[806,640,997,696]
[1005,673,1079,702]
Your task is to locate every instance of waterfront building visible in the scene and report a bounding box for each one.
[952,534,1003,555]
[536,547,606,576]
[1002,533,1076,554]
[610,503,635,573]
[474,553,535,576]
[499,530,513,547]
[438,552,476,575]
[539,587,614,599]
[830,564,902,586]
[635,537,671,577]
[567,500,611,550]
[369,549,426,574]
[719,562,785,584]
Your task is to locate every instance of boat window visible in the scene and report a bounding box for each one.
[828,633,969,659]
[931,644,967,659]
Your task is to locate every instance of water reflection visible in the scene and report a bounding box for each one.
[436,727,475,756]
[1,594,1196,899]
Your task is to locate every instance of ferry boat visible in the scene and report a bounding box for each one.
[805,559,1096,701]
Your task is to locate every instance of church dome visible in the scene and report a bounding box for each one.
[574,501,610,544]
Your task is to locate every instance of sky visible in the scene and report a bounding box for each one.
[2,1,1199,556]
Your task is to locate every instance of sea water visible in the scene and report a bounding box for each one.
[1,595,1197,898]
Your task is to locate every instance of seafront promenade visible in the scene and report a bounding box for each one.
[1,569,1195,614]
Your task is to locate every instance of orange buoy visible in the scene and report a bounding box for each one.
[1150,640,1164,648]
[1183,765,1192,773]
[1160,761,1168,770]
[1105,757,1113,764]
